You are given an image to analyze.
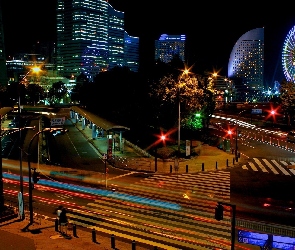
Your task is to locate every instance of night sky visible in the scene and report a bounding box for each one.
[2,0,295,87]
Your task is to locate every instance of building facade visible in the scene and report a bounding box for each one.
[56,0,139,81]
[155,34,186,63]
[228,28,264,101]
[124,31,139,72]
[0,1,7,85]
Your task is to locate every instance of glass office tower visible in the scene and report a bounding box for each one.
[56,0,138,80]
[155,34,186,63]
[124,31,139,72]
[228,28,264,92]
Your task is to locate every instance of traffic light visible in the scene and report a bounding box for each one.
[215,203,224,221]
[32,169,40,183]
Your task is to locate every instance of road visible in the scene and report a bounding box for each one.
[3,113,295,249]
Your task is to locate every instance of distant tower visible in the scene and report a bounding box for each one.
[228,28,264,99]
[155,34,186,63]
[56,0,139,80]
[124,31,139,72]
[0,1,8,85]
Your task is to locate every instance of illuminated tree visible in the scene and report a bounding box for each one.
[151,71,204,130]
[47,81,68,106]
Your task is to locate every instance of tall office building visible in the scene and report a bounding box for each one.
[0,1,7,85]
[56,0,139,80]
[228,28,264,100]
[108,5,124,70]
[124,31,139,72]
[155,34,186,63]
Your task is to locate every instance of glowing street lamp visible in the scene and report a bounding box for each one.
[18,66,41,220]
[177,68,190,159]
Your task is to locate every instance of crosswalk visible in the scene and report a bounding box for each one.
[64,171,235,249]
[241,158,295,176]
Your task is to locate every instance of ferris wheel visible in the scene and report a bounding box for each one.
[282,25,295,82]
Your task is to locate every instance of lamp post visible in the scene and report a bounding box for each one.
[27,127,67,224]
[18,66,41,220]
[177,69,190,159]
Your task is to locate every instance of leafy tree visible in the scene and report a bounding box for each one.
[279,80,295,126]
[150,70,204,131]
[26,84,45,105]
[183,75,215,130]
[47,81,68,106]
[71,73,89,104]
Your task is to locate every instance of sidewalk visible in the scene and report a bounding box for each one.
[72,119,247,174]
[0,216,153,250]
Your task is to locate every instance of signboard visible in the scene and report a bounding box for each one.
[238,237,266,247]
[50,117,65,126]
[186,140,190,156]
[251,109,262,114]
[238,230,295,249]
[238,230,268,240]
[18,192,24,220]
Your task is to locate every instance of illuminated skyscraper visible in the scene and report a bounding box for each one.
[155,34,186,63]
[124,32,139,72]
[228,28,264,96]
[56,0,139,80]
[0,1,7,85]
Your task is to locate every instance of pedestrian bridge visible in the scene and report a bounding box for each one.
[70,106,130,157]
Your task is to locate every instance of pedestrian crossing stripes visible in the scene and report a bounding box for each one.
[241,158,295,176]
[64,171,234,249]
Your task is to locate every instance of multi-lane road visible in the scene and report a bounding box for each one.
[3,112,295,249]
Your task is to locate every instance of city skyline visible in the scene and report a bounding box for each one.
[1,0,295,87]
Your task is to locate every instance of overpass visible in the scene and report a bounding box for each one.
[70,106,130,156]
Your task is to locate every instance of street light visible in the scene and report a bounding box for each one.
[177,68,190,159]
[18,66,41,220]
[27,127,67,224]
[154,133,167,172]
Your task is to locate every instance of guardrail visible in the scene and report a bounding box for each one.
[236,218,295,238]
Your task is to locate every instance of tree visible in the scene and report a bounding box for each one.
[279,80,295,126]
[150,70,204,131]
[47,81,68,106]
[183,75,215,131]
[26,84,45,105]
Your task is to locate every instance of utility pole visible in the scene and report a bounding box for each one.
[27,128,67,224]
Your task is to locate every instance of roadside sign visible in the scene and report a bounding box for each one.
[251,109,262,114]
[186,140,190,156]
[18,192,24,220]
[50,117,65,126]
[174,158,179,171]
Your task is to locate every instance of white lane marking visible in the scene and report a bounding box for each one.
[249,162,258,171]
[242,165,248,170]
[262,159,279,174]
[253,158,268,172]
[271,160,291,176]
